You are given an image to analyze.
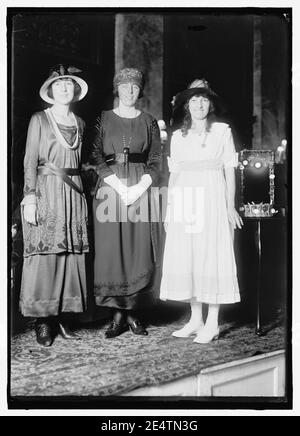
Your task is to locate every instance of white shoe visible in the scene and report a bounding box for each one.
[172,322,204,338]
[193,326,220,344]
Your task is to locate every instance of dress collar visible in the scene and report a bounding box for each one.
[44,108,79,150]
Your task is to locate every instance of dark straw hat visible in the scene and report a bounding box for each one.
[173,87,219,111]
[171,82,227,125]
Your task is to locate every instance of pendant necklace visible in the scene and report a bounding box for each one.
[200,131,208,148]
[117,107,138,179]
[191,123,208,148]
[117,107,138,151]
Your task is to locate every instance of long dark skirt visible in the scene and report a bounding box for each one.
[93,187,156,311]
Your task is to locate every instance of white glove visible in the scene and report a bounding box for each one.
[21,194,38,225]
[123,174,152,206]
[125,185,146,206]
[23,204,37,225]
[103,174,128,197]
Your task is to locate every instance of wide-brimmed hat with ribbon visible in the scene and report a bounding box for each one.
[171,81,227,127]
[39,64,88,104]
[173,86,219,111]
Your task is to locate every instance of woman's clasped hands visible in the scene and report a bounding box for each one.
[119,174,152,206]
[120,184,146,206]
[102,172,152,205]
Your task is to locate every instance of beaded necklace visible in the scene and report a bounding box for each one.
[45,108,79,150]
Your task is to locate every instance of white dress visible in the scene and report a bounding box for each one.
[160,122,240,304]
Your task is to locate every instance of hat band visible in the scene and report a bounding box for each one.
[116,79,142,87]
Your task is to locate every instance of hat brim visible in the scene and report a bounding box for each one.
[39,75,88,104]
[173,87,218,110]
[172,87,227,119]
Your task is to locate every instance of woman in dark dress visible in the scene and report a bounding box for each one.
[20,65,89,346]
[90,68,161,338]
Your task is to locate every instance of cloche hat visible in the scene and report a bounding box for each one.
[39,64,88,104]
[113,67,145,98]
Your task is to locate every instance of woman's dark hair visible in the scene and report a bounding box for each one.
[47,78,81,101]
[181,92,216,137]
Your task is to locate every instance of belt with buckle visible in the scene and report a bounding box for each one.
[105,152,147,165]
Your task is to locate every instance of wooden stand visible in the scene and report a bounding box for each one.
[243,214,286,335]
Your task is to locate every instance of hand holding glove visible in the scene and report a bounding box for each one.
[24,204,38,225]
[21,195,38,225]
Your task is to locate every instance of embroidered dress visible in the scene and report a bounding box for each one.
[90,110,161,310]
[19,110,88,317]
[160,122,240,304]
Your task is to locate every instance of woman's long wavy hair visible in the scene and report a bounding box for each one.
[181,93,216,137]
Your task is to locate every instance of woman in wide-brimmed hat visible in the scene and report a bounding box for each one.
[20,64,89,346]
[89,67,162,338]
[170,78,228,131]
[160,82,243,344]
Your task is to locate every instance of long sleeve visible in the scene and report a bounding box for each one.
[89,112,114,179]
[144,118,162,185]
[23,113,41,200]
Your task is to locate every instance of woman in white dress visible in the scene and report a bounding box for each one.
[160,84,243,344]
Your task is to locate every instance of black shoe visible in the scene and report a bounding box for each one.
[35,321,52,347]
[128,319,148,336]
[58,322,81,340]
[105,321,128,338]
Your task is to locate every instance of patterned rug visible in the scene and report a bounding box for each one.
[10,314,285,397]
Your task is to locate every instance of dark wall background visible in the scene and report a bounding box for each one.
[163,13,254,150]
[262,14,290,151]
